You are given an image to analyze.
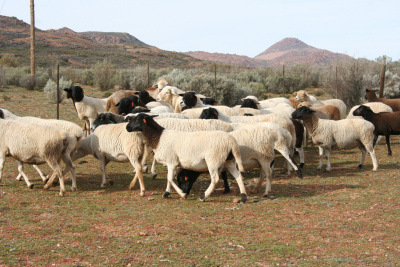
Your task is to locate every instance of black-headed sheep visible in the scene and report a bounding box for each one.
[292,106,378,172]
[126,113,248,202]
[352,105,400,156]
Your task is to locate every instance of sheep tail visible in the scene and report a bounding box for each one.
[231,143,245,172]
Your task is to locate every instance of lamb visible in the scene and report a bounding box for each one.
[64,85,108,136]
[352,105,400,156]
[365,88,400,112]
[72,122,150,196]
[295,90,347,119]
[0,119,71,196]
[292,106,378,172]
[126,113,248,202]
[346,102,393,119]
[298,101,341,120]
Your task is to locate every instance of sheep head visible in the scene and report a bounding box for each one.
[291,106,316,120]
[295,90,309,102]
[64,86,84,102]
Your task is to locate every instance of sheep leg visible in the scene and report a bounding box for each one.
[276,148,302,179]
[252,168,264,194]
[45,161,65,196]
[0,156,5,183]
[385,134,392,156]
[16,164,48,182]
[224,161,247,203]
[200,168,219,202]
[129,158,145,197]
[164,165,186,199]
[369,149,378,171]
[297,147,305,168]
[151,158,157,179]
[17,162,34,189]
[372,134,378,147]
[220,171,230,194]
[317,147,324,170]
[61,153,77,191]
[99,158,111,188]
[261,161,273,198]
[358,146,367,169]
[325,149,331,172]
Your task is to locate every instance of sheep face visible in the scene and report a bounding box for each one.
[176,169,201,194]
[117,96,142,115]
[365,89,378,100]
[138,90,156,104]
[291,106,315,120]
[202,97,216,105]
[352,105,373,117]
[295,90,308,102]
[92,113,123,131]
[199,108,219,119]
[126,113,158,133]
[180,91,198,108]
[64,86,84,102]
[240,98,259,109]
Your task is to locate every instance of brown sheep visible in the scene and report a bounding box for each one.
[289,97,301,109]
[365,88,400,112]
[298,101,341,121]
[105,90,139,114]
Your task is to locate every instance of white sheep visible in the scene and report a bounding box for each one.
[156,86,186,113]
[126,113,248,202]
[1,109,84,186]
[72,122,150,196]
[0,119,71,196]
[292,106,378,172]
[197,107,299,174]
[230,122,302,180]
[242,95,293,108]
[64,85,108,136]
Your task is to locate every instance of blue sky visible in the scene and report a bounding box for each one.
[1,0,399,61]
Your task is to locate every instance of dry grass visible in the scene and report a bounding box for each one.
[0,86,399,266]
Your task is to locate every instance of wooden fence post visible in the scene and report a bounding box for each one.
[56,64,60,119]
[379,56,386,98]
[147,63,150,88]
[214,64,217,99]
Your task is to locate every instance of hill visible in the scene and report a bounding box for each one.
[185,51,267,68]
[0,15,204,68]
[254,38,353,66]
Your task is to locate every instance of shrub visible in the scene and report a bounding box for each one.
[43,77,72,103]
[93,59,116,91]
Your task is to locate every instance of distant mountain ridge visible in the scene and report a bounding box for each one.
[188,38,353,67]
[1,15,353,68]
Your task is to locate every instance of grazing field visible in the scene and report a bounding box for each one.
[0,86,399,266]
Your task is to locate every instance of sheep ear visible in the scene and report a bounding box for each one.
[178,93,185,96]
[133,91,140,96]
[63,88,71,92]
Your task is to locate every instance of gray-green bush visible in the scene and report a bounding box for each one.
[44,77,72,103]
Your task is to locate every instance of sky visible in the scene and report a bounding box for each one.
[1,0,399,61]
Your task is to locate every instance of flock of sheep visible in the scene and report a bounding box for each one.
[1,79,400,202]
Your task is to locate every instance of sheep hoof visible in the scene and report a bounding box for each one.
[162,192,170,198]
[29,184,34,189]
[223,188,231,194]
[100,184,106,188]
[296,170,303,179]
[240,194,247,203]
[152,173,157,179]
[357,164,363,169]
[263,194,276,199]
[142,166,148,173]
[199,193,206,202]
[71,186,77,192]
[59,191,64,197]
[299,163,305,168]
[294,150,299,156]
[43,185,49,190]
[109,180,114,186]
[181,193,187,200]
[43,178,49,185]
[140,191,145,197]
[388,153,392,156]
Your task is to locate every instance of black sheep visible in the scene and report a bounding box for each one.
[353,104,400,156]
[116,95,146,115]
